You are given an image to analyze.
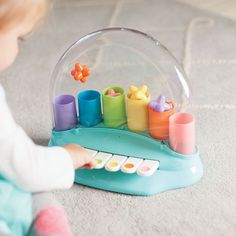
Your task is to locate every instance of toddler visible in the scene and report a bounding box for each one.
[0,0,96,235]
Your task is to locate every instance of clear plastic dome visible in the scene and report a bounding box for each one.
[48,28,203,196]
[50,27,191,134]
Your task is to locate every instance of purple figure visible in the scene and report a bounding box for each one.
[149,95,171,112]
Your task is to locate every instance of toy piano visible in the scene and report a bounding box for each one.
[48,28,203,196]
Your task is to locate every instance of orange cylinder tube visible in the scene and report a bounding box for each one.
[148,102,175,140]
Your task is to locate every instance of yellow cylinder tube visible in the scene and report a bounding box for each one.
[127,94,150,132]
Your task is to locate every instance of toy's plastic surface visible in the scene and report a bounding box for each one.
[77,90,102,127]
[53,95,77,131]
[169,113,195,155]
[102,86,126,127]
[49,27,203,196]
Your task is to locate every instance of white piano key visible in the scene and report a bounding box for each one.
[94,152,112,169]
[121,157,143,174]
[137,160,160,177]
[105,155,127,172]
[85,148,98,157]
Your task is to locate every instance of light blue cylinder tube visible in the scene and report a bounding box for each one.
[78,90,102,127]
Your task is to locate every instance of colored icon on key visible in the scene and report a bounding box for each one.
[140,166,150,172]
[105,155,127,172]
[121,157,143,174]
[94,152,112,169]
[125,163,134,168]
[137,160,160,177]
[96,159,103,164]
[109,162,118,167]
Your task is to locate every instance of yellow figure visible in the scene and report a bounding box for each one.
[127,85,150,132]
[129,85,148,100]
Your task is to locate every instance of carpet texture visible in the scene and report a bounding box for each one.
[1,0,236,235]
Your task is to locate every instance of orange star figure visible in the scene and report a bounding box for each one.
[71,63,90,83]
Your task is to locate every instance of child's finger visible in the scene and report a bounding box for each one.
[81,162,95,169]
[81,164,90,169]
[84,159,96,169]
[89,159,97,168]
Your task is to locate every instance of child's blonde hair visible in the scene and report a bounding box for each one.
[0,0,48,32]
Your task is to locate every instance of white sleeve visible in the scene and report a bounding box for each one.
[0,85,75,192]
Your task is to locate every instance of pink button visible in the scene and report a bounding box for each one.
[137,160,159,176]
[141,166,150,172]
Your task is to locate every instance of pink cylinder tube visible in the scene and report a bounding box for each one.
[169,113,195,155]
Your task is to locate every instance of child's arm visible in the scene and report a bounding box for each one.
[0,85,94,192]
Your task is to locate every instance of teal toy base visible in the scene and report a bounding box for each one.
[49,125,203,196]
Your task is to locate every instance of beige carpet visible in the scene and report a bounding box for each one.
[177,0,236,21]
[1,0,236,235]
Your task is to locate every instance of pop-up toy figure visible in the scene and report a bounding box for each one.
[107,88,121,97]
[71,63,90,83]
[149,95,172,112]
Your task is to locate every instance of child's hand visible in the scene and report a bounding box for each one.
[64,144,96,170]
